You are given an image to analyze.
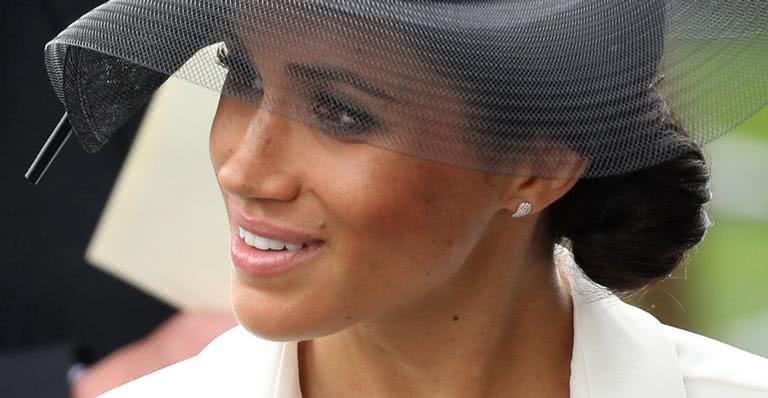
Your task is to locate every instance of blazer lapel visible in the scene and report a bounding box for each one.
[566,253,687,398]
[231,248,689,398]
[199,325,287,398]
[274,339,303,398]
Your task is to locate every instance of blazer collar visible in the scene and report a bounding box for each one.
[233,249,687,398]
[564,249,687,398]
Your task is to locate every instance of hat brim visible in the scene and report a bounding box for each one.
[44,0,768,177]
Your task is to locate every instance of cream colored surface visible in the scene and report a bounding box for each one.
[86,74,232,311]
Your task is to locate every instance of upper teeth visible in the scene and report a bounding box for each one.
[239,227,304,251]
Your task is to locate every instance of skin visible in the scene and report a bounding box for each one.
[210,22,588,398]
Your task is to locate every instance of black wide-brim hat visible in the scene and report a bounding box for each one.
[30,0,768,181]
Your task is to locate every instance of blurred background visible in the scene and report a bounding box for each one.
[1,1,767,397]
[0,2,234,398]
[627,106,768,356]
[0,2,175,397]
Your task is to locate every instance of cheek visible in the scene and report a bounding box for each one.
[314,150,492,311]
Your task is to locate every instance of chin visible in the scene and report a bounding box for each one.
[231,280,351,342]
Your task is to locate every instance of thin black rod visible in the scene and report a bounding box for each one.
[25,113,73,185]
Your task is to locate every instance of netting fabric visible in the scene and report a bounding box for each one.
[43,0,768,177]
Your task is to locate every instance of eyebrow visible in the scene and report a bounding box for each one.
[286,63,398,103]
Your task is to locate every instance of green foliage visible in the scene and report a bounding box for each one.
[686,214,768,336]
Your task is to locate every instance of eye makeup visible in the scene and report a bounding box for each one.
[310,89,380,136]
[216,43,384,137]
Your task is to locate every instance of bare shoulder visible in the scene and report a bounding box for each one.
[662,325,768,398]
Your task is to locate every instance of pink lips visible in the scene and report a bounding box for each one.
[228,209,325,277]
[234,212,322,244]
[230,233,324,277]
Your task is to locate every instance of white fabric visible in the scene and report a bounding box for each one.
[98,249,768,397]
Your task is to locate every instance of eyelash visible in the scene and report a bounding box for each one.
[216,46,379,137]
[216,47,263,96]
[311,91,380,137]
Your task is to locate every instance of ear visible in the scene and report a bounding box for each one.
[499,145,589,216]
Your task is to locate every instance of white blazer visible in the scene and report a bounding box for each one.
[98,251,768,398]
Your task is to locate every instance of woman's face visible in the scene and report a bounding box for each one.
[210,24,510,341]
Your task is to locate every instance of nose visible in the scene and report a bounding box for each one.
[216,108,301,203]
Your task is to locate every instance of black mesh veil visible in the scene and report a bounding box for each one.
[39,0,768,178]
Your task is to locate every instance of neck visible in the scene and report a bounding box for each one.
[299,215,574,397]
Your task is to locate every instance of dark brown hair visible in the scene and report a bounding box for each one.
[547,116,712,294]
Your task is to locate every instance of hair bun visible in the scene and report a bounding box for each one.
[549,138,712,293]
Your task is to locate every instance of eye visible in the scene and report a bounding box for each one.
[311,91,379,136]
[216,46,263,101]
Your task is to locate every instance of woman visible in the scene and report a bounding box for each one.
[32,1,768,397]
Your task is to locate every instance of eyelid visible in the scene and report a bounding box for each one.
[312,90,380,135]
[216,45,380,135]
[286,63,397,104]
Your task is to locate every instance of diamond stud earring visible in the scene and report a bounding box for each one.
[511,201,533,218]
